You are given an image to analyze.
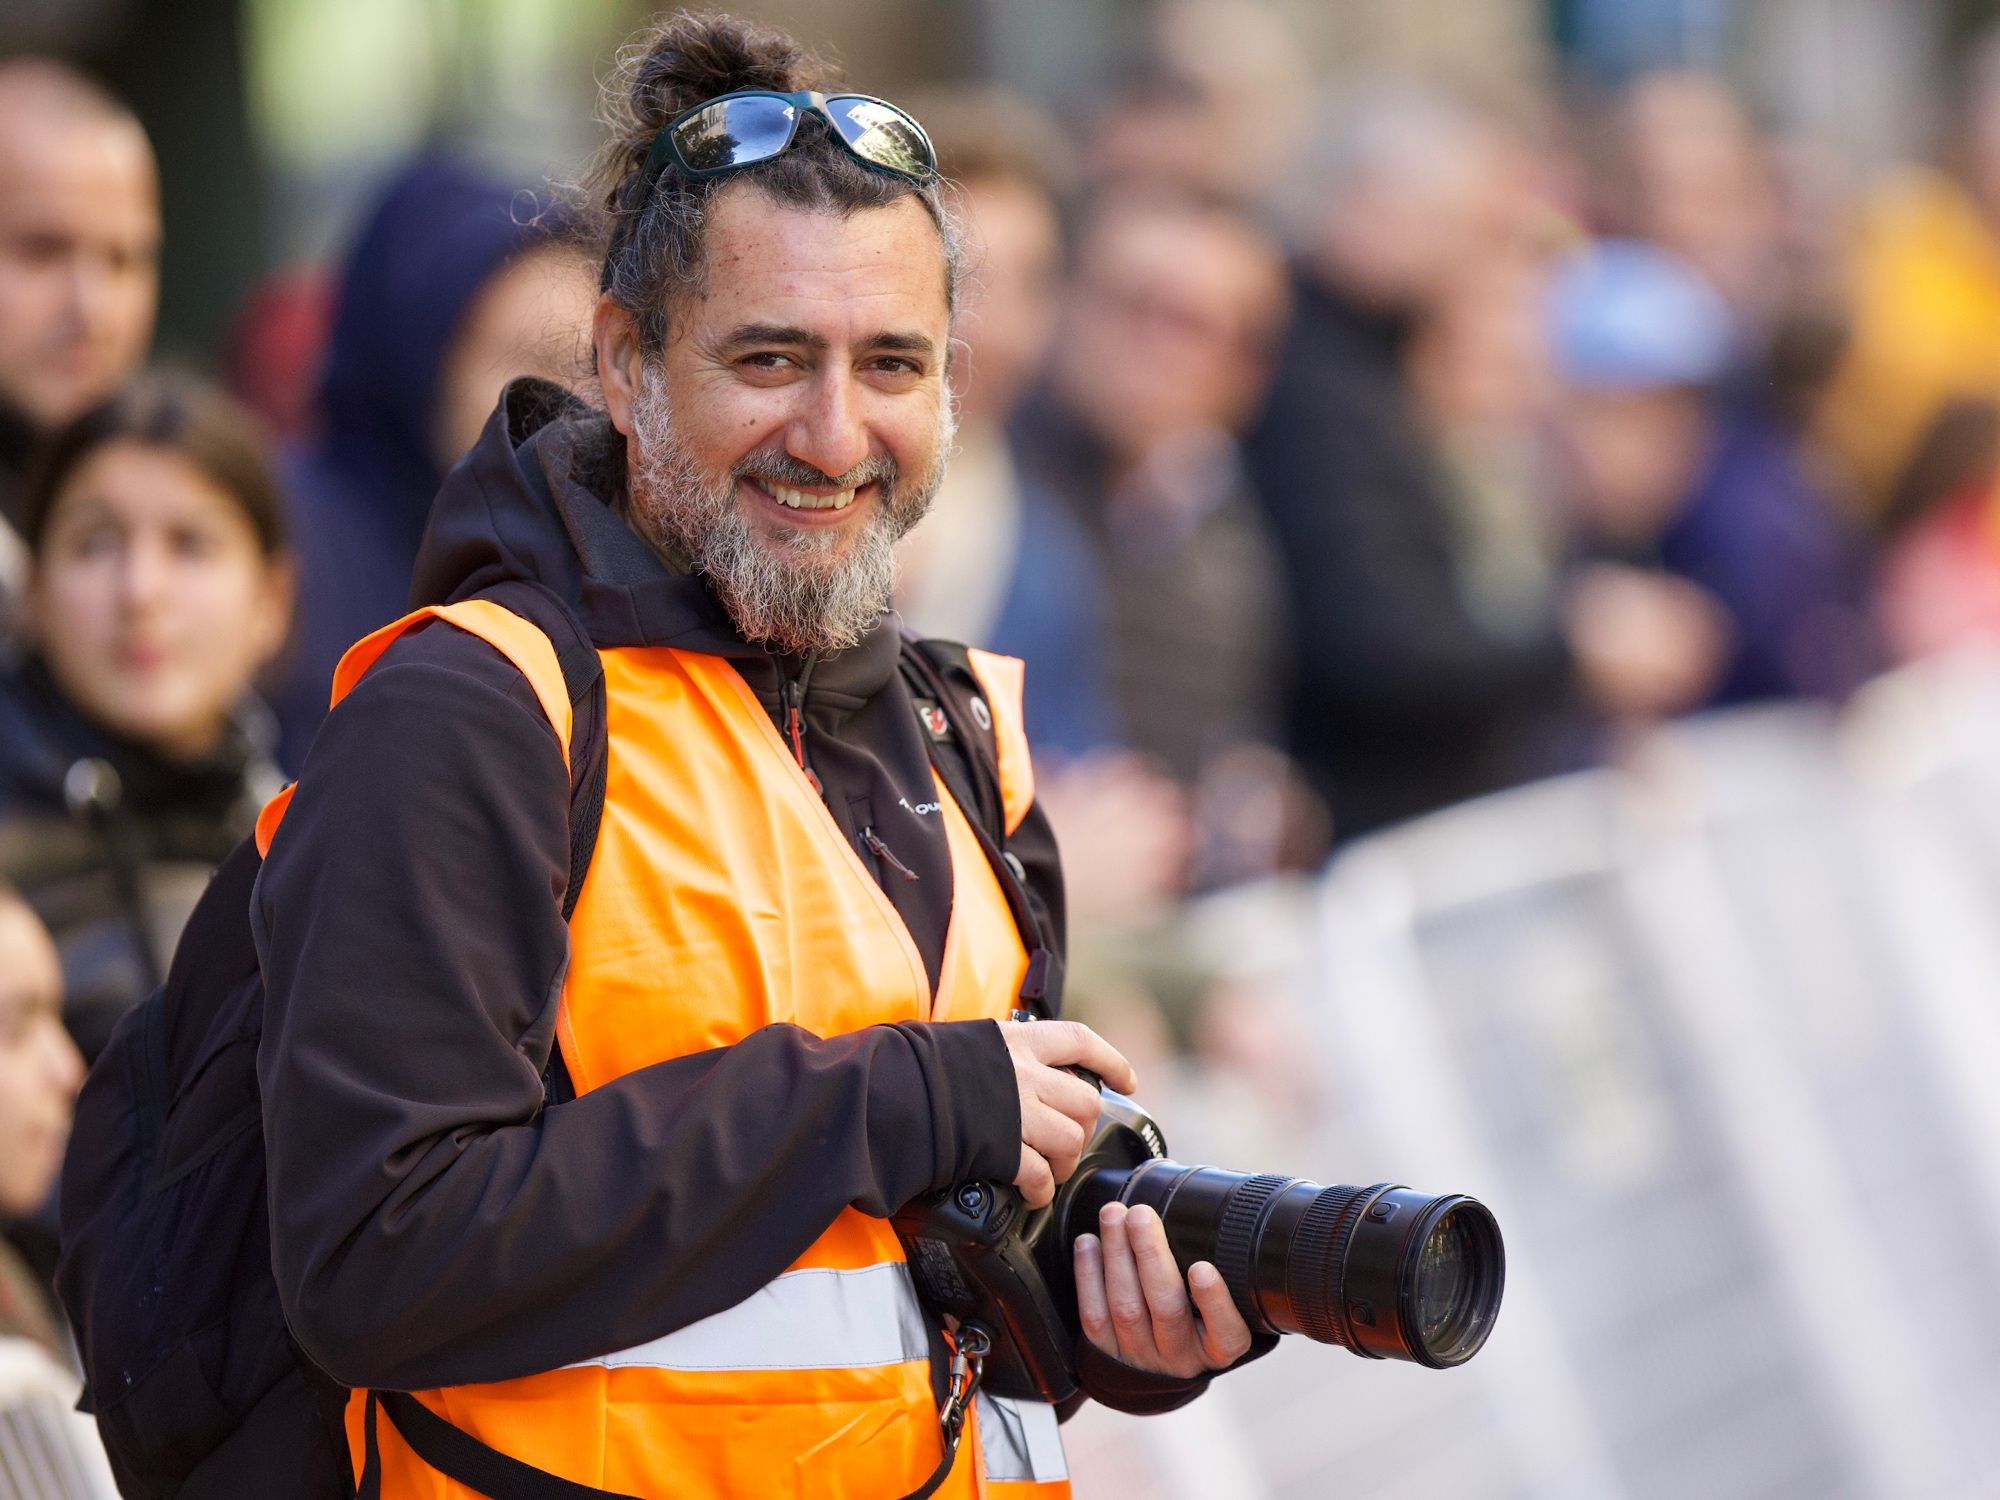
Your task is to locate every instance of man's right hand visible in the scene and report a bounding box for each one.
[999,1020,1138,1208]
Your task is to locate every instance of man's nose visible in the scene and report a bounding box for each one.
[785,370,871,482]
[64,253,115,337]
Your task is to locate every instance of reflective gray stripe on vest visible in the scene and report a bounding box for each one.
[570,1262,931,1373]
[975,1392,1068,1484]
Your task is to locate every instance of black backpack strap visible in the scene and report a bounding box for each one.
[463,580,608,919]
[896,635,1061,1018]
[550,632,606,922]
[359,1392,642,1500]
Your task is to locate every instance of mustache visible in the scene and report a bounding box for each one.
[732,451,898,491]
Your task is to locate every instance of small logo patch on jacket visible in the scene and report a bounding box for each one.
[914,699,950,739]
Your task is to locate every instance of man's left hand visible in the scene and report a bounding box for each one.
[1073,1201,1255,1379]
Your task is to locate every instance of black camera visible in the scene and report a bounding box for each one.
[892,1086,1506,1403]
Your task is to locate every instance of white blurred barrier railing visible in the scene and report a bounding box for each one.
[1066,653,2000,1499]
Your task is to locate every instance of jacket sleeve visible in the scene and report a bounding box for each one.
[253,625,1022,1392]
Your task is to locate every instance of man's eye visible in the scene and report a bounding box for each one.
[740,352,796,371]
[871,357,921,377]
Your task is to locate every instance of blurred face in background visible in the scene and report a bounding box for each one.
[432,243,598,471]
[1615,72,1780,317]
[1055,199,1288,462]
[1088,0,1311,207]
[1305,91,1525,317]
[0,895,78,1219]
[1409,252,1557,438]
[0,83,158,429]
[29,440,292,759]
[950,173,1062,423]
[1557,385,1708,548]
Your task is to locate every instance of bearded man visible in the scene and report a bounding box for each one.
[252,13,1257,1498]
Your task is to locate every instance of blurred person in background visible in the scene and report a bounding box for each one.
[1592,70,1786,332]
[268,153,594,770]
[1820,24,2000,663]
[0,60,158,641]
[1014,187,1321,887]
[1404,247,1569,679]
[1816,25,2000,531]
[1547,239,1871,711]
[0,887,116,1500]
[895,89,1118,758]
[899,92,1193,939]
[1083,0,1311,210]
[0,373,291,1067]
[220,266,335,444]
[1589,69,1854,485]
[1244,83,1725,843]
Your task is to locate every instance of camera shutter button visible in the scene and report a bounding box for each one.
[956,1184,988,1215]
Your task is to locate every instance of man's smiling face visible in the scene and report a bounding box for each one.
[603,183,955,653]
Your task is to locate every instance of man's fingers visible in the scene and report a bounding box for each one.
[1029,1068,1102,1135]
[1126,1205,1202,1374]
[1189,1261,1255,1368]
[1073,1234,1115,1353]
[1014,1020,1139,1096]
[1096,1203,1160,1368]
[1020,1098,1088,1183]
[1013,1146,1055,1208]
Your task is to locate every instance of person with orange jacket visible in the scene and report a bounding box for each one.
[250,13,1263,1498]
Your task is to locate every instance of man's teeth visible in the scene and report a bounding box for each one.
[765,482,857,511]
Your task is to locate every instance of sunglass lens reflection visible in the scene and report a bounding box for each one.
[826,97,932,177]
[676,97,798,172]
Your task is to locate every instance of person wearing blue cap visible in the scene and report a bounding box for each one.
[1548,238,1874,708]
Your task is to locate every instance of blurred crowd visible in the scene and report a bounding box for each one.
[13,1,2000,1479]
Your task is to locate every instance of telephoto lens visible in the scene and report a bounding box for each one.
[896,1088,1507,1402]
[1066,1161,1505,1368]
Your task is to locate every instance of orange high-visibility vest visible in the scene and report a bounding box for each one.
[260,599,1070,1500]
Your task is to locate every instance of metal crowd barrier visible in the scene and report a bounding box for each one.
[1064,653,2000,1498]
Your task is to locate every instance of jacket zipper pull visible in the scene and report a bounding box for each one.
[863,826,920,882]
[781,677,822,795]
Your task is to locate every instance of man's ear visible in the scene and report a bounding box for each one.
[593,296,646,436]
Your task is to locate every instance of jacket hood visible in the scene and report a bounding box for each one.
[409,379,905,705]
[309,153,556,544]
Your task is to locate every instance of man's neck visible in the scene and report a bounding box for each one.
[611,485,697,577]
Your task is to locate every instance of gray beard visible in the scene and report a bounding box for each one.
[626,365,951,655]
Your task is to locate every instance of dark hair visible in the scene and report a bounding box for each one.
[24,371,288,557]
[583,10,963,355]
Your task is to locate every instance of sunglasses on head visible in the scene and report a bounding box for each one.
[639,89,937,197]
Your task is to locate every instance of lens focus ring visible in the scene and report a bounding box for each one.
[1289,1183,1387,1347]
[1212,1174,1289,1323]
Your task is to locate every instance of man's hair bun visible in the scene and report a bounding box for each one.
[598,10,838,211]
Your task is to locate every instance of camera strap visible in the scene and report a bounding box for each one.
[897,1323,992,1500]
